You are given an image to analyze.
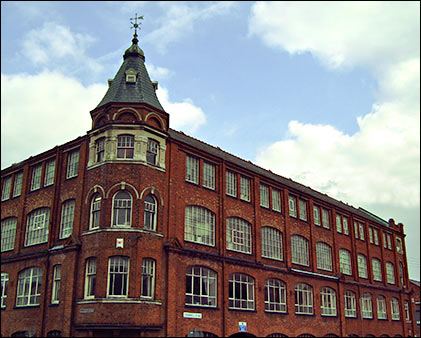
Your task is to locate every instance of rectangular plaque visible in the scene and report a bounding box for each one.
[183,312,202,319]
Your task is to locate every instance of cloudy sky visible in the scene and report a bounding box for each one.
[1,2,419,280]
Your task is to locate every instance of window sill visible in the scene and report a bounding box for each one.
[185,304,219,310]
[48,303,59,307]
[265,310,288,315]
[14,305,41,310]
[295,312,314,316]
[228,308,256,313]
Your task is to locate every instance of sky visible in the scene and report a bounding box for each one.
[1,1,420,280]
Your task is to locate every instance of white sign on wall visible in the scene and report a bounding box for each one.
[183,312,202,319]
[116,238,124,248]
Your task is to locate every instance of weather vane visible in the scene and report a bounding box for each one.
[130,13,144,36]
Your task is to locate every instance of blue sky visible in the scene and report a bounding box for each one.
[1,1,420,280]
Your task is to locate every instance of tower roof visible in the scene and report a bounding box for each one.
[96,28,164,112]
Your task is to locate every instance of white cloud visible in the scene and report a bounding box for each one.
[156,86,206,134]
[146,63,174,80]
[1,72,107,169]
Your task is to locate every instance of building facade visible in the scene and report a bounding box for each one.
[1,29,418,338]
[410,280,420,337]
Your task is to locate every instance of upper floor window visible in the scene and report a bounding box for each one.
[1,176,12,201]
[396,237,403,254]
[386,233,392,249]
[357,254,368,279]
[354,221,365,240]
[404,300,410,322]
[386,262,395,284]
[60,199,75,239]
[185,206,215,246]
[144,194,157,231]
[186,155,199,184]
[186,266,217,307]
[272,188,281,212]
[51,265,61,304]
[90,194,101,230]
[84,257,96,299]
[66,150,79,179]
[240,176,251,202]
[321,208,330,229]
[316,242,332,271]
[44,159,55,187]
[291,235,309,266]
[117,135,134,159]
[298,199,307,221]
[288,195,297,217]
[377,295,387,319]
[339,249,352,275]
[261,227,283,261]
[1,217,17,252]
[372,258,382,282]
[229,273,254,310]
[265,279,286,313]
[260,184,269,207]
[320,287,337,316]
[16,267,42,307]
[25,208,50,246]
[313,206,321,226]
[226,217,251,254]
[295,283,313,315]
[141,258,155,298]
[390,298,400,320]
[399,262,405,287]
[30,164,42,191]
[146,139,159,165]
[335,214,349,235]
[373,228,379,245]
[12,171,23,198]
[107,256,129,297]
[344,290,357,318]
[1,273,9,308]
[226,170,237,197]
[112,190,132,227]
[360,293,373,319]
[95,138,105,163]
[203,162,215,190]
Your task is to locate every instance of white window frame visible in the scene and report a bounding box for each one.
[240,176,251,202]
[12,171,23,198]
[359,223,365,241]
[184,206,215,246]
[336,214,342,233]
[291,235,309,266]
[344,291,357,318]
[289,195,297,218]
[313,206,321,226]
[322,208,330,229]
[295,283,313,315]
[144,194,157,231]
[51,265,61,304]
[372,258,382,282]
[89,194,101,230]
[60,200,75,239]
[299,199,307,221]
[316,242,332,271]
[387,234,392,249]
[84,257,96,299]
[146,139,159,165]
[30,165,42,191]
[357,254,368,279]
[404,301,410,322]
[261,227,283,261]
[360,293,373,319]
[44,159,56,187]
[369,227,374,243]
[377,295,387,320]
[272,189,281,212]
[1,217,17,252]
[373,229,379,245]
[354,221,359,239]
[226,170,237,197]
[1,176,12,201]
[386,262,395,284]
[320,287,337,316]
[396,237,403,254]
[1,273,8,308]
[112,191,132,227]
[95,138,105,163]
[259,184,269,207]
[203,162,215,190]
[16,267,42,307]
[25,208,50,247]
[265,279,286,313]
[339,249,352,275]
[186,155,199,184]
[116,135,134,159]
[141,258,155,299]
[343,217,349,235]
[107,256,129,297]
[185,266,217,307]
[228,273,255,310]
[226,217,251,254]
[66,150,79,179]
[391,298,400,320]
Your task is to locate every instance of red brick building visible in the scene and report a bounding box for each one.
[1,30,417,338]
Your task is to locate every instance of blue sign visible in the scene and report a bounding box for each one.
[239,322,247,332]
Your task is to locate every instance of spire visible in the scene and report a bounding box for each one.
[124,13,144,59]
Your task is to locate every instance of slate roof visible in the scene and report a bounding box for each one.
[96,37,164,111]
[168,128,393,229]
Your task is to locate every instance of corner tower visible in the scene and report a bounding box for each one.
[87,17,168,170]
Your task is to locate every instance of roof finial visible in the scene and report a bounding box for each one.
[130,13,144,43]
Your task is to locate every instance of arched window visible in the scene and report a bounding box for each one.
[47,331,62,337]
[1,217,17,252]
[377,295,387,319]
[226,217,251,254]
[386,262,395,284]
[112,190,132,227]
[117,134,134,159]
[146,139,159,165]
[90,193,101,229]
[144,194,157,231]
[316,242,332,271]
[229,273,254,310]
[185,206,215,246]
[357,254,368,279]
[360,292,373,319]
[261,227,283,261]
[264,279,286,313]
[339,249,352,275]
[266,334,288,338]
[16,267,42,306]
[25,208,50,246]
[186,266,217,307]
[141,258,156,298]
[60,199,75,239]
[390,297,400,320]
[107,256,129,297]
[1,273,9,308]
[291,235,309,266]
[320,287,337,316]
[344,290,357,318]
[295,283,313,314]
[372,258,382,281]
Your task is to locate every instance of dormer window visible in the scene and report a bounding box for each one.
[125,68,137,83]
